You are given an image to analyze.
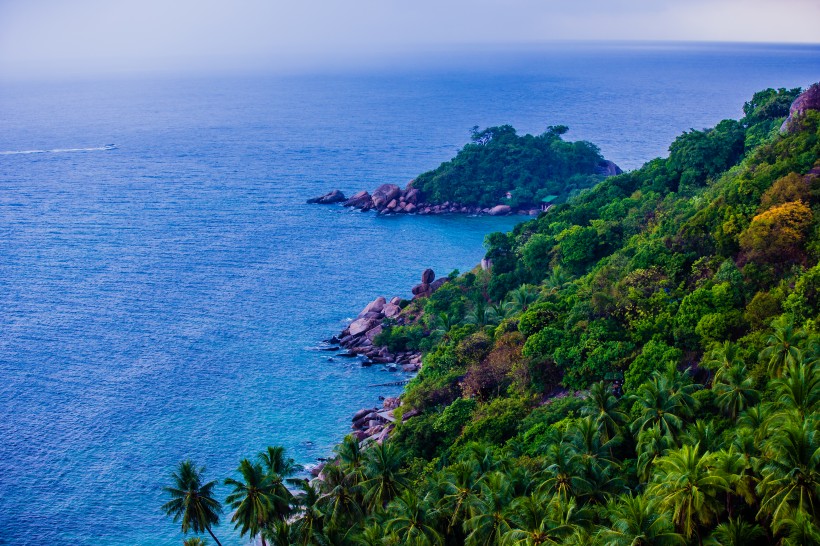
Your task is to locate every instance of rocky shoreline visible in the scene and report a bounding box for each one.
[310,268,449,476]
[308,183,539,216]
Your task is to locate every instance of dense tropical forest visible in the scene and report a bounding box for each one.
[163,85,820,545]
[410,125,611,208]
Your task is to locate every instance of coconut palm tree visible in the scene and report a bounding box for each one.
[183,538,207,546]
[258,445,302,479]
[503,492,589,545]
[631,375,689,442]
[336,434,367,487]
[384,490,443,546]
[757,418,820,527]
[361,442,409,511]
[646,443,728,541]
[703,517,765,546]
[538,443,588,501]
[636,425,675,482]
[598,493,685,546]
[772,360,820,419]
[224,458,281,546]
[713,364,760,420]
[503,285,539,315]
[703,341,745,383]
[464,299,498,330]
[162,460,223,546]
[317,464,363,530]
[290,479,326,546]
[464,472,513,546]
[439,461,483,534]
[775,510,820,546]
[760,317,806,378]
[580,381,626,443]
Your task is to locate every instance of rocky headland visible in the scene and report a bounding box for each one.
[308,182,527,216]
[312,268,450,460]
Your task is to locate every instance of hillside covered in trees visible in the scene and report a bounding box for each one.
[409,125,615,209]
[165,85,820,545]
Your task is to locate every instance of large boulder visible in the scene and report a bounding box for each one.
[349,318,377,336]
[411,283,431,299]
[488,204,512,216]
[596,160,623,177]
[343,190,372,208]
[359,296,386,317]
[430,277,449,292]
[383,303,401,317]
[421,268,435,284]
[307,189,346,204]
[782,83,820,133]
[372,184,401,208]
[404,188,421,204]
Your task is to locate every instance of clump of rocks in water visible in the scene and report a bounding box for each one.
[308,183,535,216]
[311,268,448,455]
[327,268,448,370]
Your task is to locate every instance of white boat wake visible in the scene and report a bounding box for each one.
[0,144,116,155]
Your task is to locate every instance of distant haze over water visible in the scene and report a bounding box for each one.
[0,44,818,544]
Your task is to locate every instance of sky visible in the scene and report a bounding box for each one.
[1,0,819,79]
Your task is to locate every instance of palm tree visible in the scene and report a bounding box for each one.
[772,360,820,419]
[712,364,760,420]
[703,517,765,546]
[703,341,745,383]
[465,299,497,330]
[760,317,806,378]
[775,510,820,546]
[631,374,690,442]
[539,443,587,501]
[580,381,626,443]
[503,285,539,315]
[317,464,363,530]
[757,418,820,527]
[543,266,571,296]
[433,312,460,336]
[162,460,223,546]
[712,446,756,518]
[503,492,588,545]
[257,446,299,519]
[646,443,728,541]
[361,442,409,511]
[183,539,207,546]
[224,458,281,546]
[439,461,483,534]
[258,445,302,479]
[384,490,443,546]
[290,479,326,546]
[636,425,675,482]
[598,493,685,546]
[336,434,367,487]
[464,472,513,546]
[566,415,619,475]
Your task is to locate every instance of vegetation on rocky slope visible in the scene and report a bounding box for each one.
[166,85,820,545]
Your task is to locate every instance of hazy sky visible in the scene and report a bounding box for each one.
[1,0,819,78]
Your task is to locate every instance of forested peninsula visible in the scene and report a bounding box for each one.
[165,83,820,546]
[308,125,622,215]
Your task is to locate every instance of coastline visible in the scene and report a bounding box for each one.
[310,267,452,476]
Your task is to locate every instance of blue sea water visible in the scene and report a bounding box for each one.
[0,43,818,545]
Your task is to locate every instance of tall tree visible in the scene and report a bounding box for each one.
[224,459,281,546]
[647,444,728,541]
[162,460,223,546]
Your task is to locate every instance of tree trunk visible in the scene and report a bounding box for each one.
[206,526,223,546]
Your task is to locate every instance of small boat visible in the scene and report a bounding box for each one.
[104,144,117,150]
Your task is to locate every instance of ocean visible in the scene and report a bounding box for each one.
[1,43,818,545]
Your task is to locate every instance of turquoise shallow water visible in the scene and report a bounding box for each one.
[0,43,819,544]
